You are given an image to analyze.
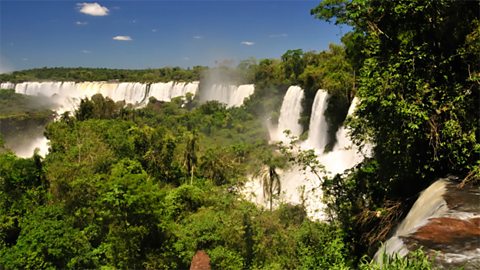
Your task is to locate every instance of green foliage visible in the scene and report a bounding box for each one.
[3,1,475,268]
[0,66,206,83]
[359,250,434,270]
[0,153,47,248]
[0,89,54,119]
[312,0,480,261]
[1,205,94,269]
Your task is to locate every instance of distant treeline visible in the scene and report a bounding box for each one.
[0,66,208,83]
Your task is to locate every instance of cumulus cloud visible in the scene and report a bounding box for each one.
[269,33,288,38]
[241,41,255,46]
[75,21,88,25]
[77,2,109,16]
[113,35,132,41]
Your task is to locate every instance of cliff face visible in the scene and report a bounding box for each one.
[377,177,480,269]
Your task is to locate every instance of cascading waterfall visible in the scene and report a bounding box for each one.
[150,81,199,102]
[333,97,358,151]
[230,84,255,107]
[10,81,201,109]
[273,86,304,142]
[375,178,480,269]
[198,83,255,108]
[246,90,371,220]
[0,82,15,89]
[304,89,330,152]
[319,97,369,175]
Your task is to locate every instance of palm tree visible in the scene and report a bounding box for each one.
[262,164,281,211]
[183,131,198,184]
[254,152,286,211]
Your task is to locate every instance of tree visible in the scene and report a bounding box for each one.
[312,0,480,258]
[0,205,94,269]
[254,150,287,211]
[281,49,305,83]
[183,131,198,184]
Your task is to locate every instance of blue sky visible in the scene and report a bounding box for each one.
[0,0,349,71]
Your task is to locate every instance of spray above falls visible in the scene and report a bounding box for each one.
[198,84,255,108]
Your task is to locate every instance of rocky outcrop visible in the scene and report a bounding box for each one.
[376,177,480,269]
[190,250,211,270]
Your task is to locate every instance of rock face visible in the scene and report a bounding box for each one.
[376,177,480,269]
[190,250,211,270]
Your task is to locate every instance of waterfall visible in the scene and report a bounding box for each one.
[150,81,174,102]
[12,136,50,159]
[198,84,255,108]
[6,81,202,107]
[319,98,367,175]
[304,89,329,152]
[375,178,480,269]
[149,81,199,102]
[245,91,372,220]
[230,84,255,107]
[1,82,15,89]
[333,97,358,151]
[275,86,304,142]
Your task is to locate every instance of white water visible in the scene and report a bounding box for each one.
[12,136,50,158]
[10,81,200,109]
[1,82,15,89]
[150,81,199,102]
[247,89,370,220]
[273,86,304,142]
[333,97,358,151]
[199,83,254,108]
[376,179,480,268]
[303,89,329,153]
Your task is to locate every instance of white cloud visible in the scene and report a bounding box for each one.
[152,29,158,32]
[77,3,109,16]
[113,35,132,41]
[241,41,255,46]
[81,50,91,54]
[193,35,203,39]
[75,21,88,26]
[269,33,288,38]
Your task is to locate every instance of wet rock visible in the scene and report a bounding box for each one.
[376,177,480,269]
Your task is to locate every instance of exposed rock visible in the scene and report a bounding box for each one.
[190,250,211,270]
[376,177,480,269]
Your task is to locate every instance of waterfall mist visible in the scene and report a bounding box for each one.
[198,68,255,107]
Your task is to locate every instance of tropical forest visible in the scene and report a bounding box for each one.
[0,0,478,269]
